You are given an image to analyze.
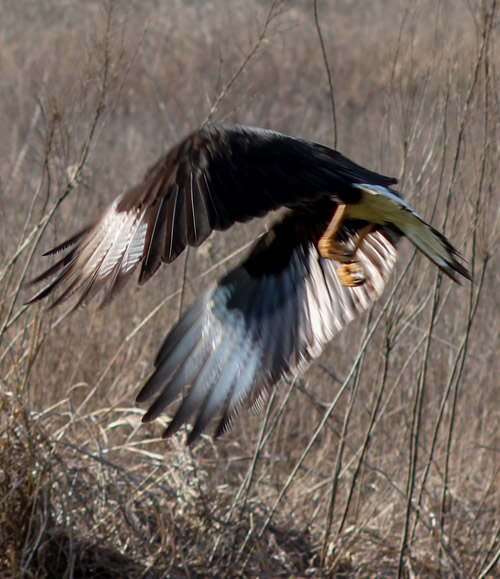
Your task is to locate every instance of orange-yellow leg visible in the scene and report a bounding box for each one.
[318,205,374,262]
[350,223,374,256]
[319,207,374,286]
[318,204,350,261]
[337,262,366,287]
[336,224,374,286]
[340,224,375,286]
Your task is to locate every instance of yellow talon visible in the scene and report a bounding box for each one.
[318,241,355,263]
[337,262,366,287]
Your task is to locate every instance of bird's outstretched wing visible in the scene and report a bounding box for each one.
[137,211,400,444]
[26,124,396,311]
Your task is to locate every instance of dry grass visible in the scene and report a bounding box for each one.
[1,0,499,576]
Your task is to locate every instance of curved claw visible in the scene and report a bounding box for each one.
[337,262,366,287]
[318,240,356,263]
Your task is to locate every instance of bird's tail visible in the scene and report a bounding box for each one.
[353,184,471,283]
[401,216,471,282]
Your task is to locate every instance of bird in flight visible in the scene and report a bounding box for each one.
[27,124,471,444]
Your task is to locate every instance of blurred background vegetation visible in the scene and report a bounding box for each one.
[0,0,498,576]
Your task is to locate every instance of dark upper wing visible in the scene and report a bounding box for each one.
[137,211,400,444]
[27,124,397,311]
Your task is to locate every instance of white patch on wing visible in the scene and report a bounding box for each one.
[123,215,148,273]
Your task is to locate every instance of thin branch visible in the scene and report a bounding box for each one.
[313,0,337,147]
[203,0,280,125]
